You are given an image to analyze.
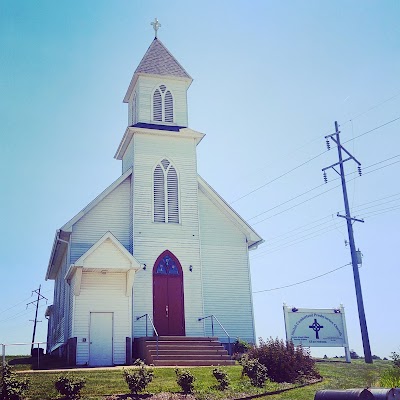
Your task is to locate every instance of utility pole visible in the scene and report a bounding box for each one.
[322,121,373,364]
[27,285,47,353]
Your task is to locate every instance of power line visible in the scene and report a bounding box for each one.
[0,296,33,315]
[342,116,400,144]
[231,117,399,205]
[341,90,400,126]
[251,200,400,258]
[253,263,351,293]
[231,151,327,204]
[251,158,399,226]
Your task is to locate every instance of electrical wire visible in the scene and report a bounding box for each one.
[342,116,400,144]
[0,296,34,315]
[231,117,399,205]
[251,158,400,226]
[341,90,400,127]
[252,263,351,293]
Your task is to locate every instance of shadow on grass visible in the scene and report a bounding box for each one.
[8,355,68,370]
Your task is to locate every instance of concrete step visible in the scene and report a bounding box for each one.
[148,349,227,356]
[136,336,233,367]
[149,354,232,361]
[152,359,235,367]
[146,342,222,348]
[141,336,219,342]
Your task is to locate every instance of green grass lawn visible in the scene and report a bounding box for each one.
[4,358,393,400]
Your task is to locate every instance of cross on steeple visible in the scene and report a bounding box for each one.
[151,18,161,38]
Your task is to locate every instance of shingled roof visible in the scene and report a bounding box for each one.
[136,38,191,78]
[124,38,192,102]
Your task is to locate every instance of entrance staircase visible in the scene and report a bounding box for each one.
[134,336,235,366]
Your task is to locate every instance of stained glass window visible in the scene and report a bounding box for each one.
[156,255,179,275]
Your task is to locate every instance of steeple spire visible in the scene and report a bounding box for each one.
[151,18,161,38]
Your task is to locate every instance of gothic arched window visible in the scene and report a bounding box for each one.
[152,85,174,123]
[153,159,179,223]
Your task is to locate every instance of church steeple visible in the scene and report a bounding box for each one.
[123,21,192,128]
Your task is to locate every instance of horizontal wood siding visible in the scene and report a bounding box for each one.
[137,76,188,127]
[49,250,68,351]
[74,271,131,365]
[132,132,203,337]
[70,176,132,264]
[198,190,256,344]
[122,137,135,174]
[83,238,131,269]
[68,273,75,338]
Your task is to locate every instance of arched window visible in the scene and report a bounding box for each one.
[153,159,179,223]
[152,85,174,123]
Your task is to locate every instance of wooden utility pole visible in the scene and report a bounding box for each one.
[27,285,47,353]
[322,121,373,364]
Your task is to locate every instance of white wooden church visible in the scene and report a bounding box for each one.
[45,21,263,367]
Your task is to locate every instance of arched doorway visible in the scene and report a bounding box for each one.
[153,250,185,336]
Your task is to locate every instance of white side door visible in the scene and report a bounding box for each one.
[89,312,113,366]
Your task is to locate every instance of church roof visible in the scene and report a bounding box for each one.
[135,38,191,78]
[124,38,192,103]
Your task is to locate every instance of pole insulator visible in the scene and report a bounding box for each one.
[323,171,328,183]
[358,165,362,176]
[326,139,331,150]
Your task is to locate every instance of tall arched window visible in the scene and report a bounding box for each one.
[152,85,174,123]
[153,159,179,223]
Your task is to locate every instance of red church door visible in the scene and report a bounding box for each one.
[153,251,185,336]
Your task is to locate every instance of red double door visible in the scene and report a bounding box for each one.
[153,250,185,336]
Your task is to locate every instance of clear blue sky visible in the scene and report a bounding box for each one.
[1,1,399,358]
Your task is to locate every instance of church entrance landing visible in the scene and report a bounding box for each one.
[153,251,185,336]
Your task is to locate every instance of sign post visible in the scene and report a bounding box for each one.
[283,304,351,362]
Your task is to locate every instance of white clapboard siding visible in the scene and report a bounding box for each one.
[122,138,135,174]
[74,271,131,366]
[136,76,188,127]
[70,176,132,264]
[198,190,256,344]
[50,251,69,350]
[82,238,131,269]
[132,131,203,337]
[68,273,76,339]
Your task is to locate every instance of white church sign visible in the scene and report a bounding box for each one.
[283,304,351,362]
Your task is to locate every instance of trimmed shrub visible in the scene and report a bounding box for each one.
[392,351,400,368]
[0,362,30,400]
[123,360,154,395]
[212,367,230,390]
[175,368,195,394]
[233,338,251,355]
[240,354,268,387]
[54,374,86,400]
[248,337,321,383]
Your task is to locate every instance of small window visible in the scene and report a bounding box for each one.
[152,85,174,123]
[153,159,179,223]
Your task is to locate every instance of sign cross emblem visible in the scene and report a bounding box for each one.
[309,318,324,339]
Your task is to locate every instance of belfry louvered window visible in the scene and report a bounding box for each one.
[152,85,174,123]
[154,159,179,223]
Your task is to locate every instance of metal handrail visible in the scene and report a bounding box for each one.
[136,313,159,358]
[198,314,232,355]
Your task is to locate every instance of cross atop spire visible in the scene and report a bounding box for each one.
[151,18,161,38]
